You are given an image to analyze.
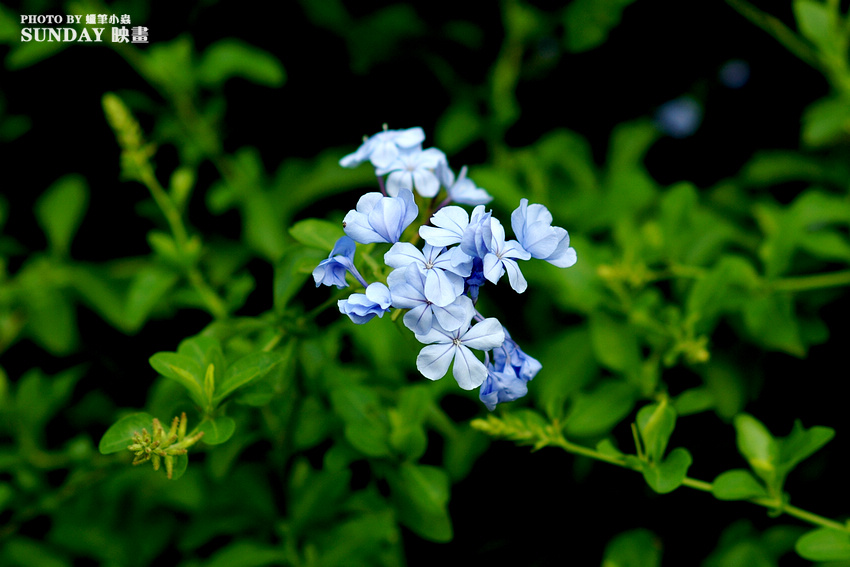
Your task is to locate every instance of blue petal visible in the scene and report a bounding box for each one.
[461,317,505,350]
[452,345,488,390]
[424,268,463,307]
[384,242,425,269]
[417,343,456,380]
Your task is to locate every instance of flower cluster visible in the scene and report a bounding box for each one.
[313,126,577,410]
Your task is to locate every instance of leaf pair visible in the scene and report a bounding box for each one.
[149,335,286,413]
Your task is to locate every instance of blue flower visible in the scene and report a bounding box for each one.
[343,189,419,244]
[338,282,393,324]
[388,265,471,334]
[655,96,702,139]
[460,205,494,260]
[481,218,531,293]
[493,330,542,382]
[312,236,367,288]
[719,59,750,89]
[339,126,425,169]
[510,199,577,268]
[379,147,447,198]
[419,206,471,248]
[436,162,493,206]
[464,256,487,301]
[479,365,528,411]
[384,242,470,307]
[414,300,505,390]
[479,329,541,410]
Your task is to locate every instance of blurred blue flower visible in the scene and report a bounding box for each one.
[343,189,419,244]
[338,282,393,324]
[719,59,750,89]
[655,96,702,138]
[436,162,493,206]
[379,147,447,198]
[339,126,425,169]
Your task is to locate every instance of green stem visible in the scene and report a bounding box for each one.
[136,162,189,248]
[770,270,850,292]
[549,432,849,533]
[725,0,823,72]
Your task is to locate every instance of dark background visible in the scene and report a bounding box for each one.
[1,1,843,565]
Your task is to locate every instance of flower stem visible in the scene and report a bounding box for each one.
[548,431,850,533]
[770,270,850,293]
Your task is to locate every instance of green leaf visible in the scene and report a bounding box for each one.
[69,265,131,332]
[274,245,327,310]
[671,387,715,417]
[742,293,805,357]
[289,218,345,251]
[602,528,661,567]
[177,335,226,376]
[793,0,842,57]
[563,0,637,53]
[434,100,483,154]
[243,192,288,261]
[169,453,189,481]
[636,400,677,463]
[389,463,452,542]
[34,174,88,257]
[0,4,20,42]
[564,379,638,438]
[389,386,431,460]
[202,541,286,567]
[15,367,82,432]
[777,420,835,476]
[0,536,69,567]
[329,386,391,458]
[535,328,598,420]
[147,231,182,265]
[712,469,769,500]
[197,416,236,445]
[292,396,331,451]
[588,311,641,372]
[124,265,180,329]
[288,461,351,530]
[801,95,850,147]
[6,41,68,69]
[642,447,692,494]
[686,255,759,333]
[214,351,286,404]
[98,412,154,454]
[149,352,205,407]
[198,39,285,87]
[733,414,779,484]
[795,528,850,561]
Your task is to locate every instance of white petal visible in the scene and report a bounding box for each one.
[503,258,528,293]
[384,242,425,269]
[461,317,506,350]
[403,304,433,335]
[416,344,456,380]
[424,268,463,307]
[451,346,488,390]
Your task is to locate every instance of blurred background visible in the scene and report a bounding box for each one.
[1,0,848,565]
